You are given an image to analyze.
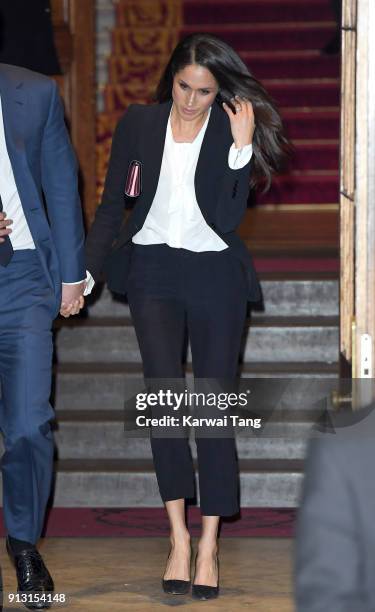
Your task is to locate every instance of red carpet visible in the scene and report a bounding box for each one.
[182,0,334,24]
[253,257,338,273]
[0,509,295,538]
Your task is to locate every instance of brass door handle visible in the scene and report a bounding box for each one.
[331,390,352,409]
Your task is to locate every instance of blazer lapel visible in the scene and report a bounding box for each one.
[194,101,228,219]
[0,72,26,158]
[0,73,30,204]
[135,100,172,219]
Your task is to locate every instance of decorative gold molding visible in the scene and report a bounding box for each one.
[96,0,182,201]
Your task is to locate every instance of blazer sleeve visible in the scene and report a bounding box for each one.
[214,156,252,233]
[40,79,86,283]
[85,105,137,281]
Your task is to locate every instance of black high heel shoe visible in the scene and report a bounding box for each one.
[192,553,219,600]
[162,547,191,595]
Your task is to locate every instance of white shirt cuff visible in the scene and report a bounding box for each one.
[62,279,86,286]
[84,271,95,296]
[62,271,95,296]
[228,142,253,169]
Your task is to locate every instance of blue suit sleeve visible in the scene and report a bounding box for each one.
[40,80,86,283]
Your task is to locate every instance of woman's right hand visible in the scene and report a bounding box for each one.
[0,211,13,242]
[222,96,256,149]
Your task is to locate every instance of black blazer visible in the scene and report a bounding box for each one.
[86,100,261,302]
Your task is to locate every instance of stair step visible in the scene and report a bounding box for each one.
[106,51,340,84]
[54,315,339,328]
[245,53,340,80]
[110,23,337,56]
[103,78,340,111]
[180,22,337,52]
[86,281,338,319]
[46,407,332,460]
[182,0,335,25]
[55,360,339,374]
[292,140,339,170]
[46,458,304,507]
[284,109,340,140]
[53,361,339,411]
[267,79,339,107]
[257,173,339,205]
[54,315,338,364]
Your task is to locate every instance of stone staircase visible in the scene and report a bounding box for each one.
[45,274,339,508]
[78,0,341,510]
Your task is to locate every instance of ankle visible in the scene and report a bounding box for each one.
[197,539,218,557]
[170,530,191,549]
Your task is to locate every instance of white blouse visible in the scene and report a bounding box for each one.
[84,105,253,295]
[132,105,253,251]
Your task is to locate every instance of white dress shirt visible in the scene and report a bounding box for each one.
[0,95,85,288]
[0,97,35,250]
[85,104,253,295]
[132,105,253,250]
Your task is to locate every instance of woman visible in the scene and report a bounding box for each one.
[86,33,289,600]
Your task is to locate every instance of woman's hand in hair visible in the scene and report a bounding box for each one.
[222,96,255,149]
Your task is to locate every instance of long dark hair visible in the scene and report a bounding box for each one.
[156,33,291,191]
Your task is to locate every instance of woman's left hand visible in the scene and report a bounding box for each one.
[222,96,255,149]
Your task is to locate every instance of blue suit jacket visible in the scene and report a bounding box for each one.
[0,63,85,301]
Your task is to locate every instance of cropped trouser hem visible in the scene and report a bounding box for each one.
[161,496,239,518]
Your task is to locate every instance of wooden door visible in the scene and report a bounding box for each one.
[339,0,356,377]
[51,0,96,225]
[340,0,375,384]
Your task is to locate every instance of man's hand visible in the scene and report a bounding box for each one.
[60,282,86,318]
[222,96,256,149]
[0,211,13,242]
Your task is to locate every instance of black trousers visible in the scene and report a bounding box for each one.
[127,243,248,516]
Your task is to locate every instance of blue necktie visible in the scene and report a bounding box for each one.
[0,194,14,266]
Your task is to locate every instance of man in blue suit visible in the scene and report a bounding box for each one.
[0,63,86,608]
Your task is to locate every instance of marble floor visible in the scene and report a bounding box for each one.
[0,537,294,611]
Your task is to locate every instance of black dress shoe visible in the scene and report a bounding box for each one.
[192,554,219,600]
[162,579,191,595]
[6,537,54,610]
[162,546,191,595]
